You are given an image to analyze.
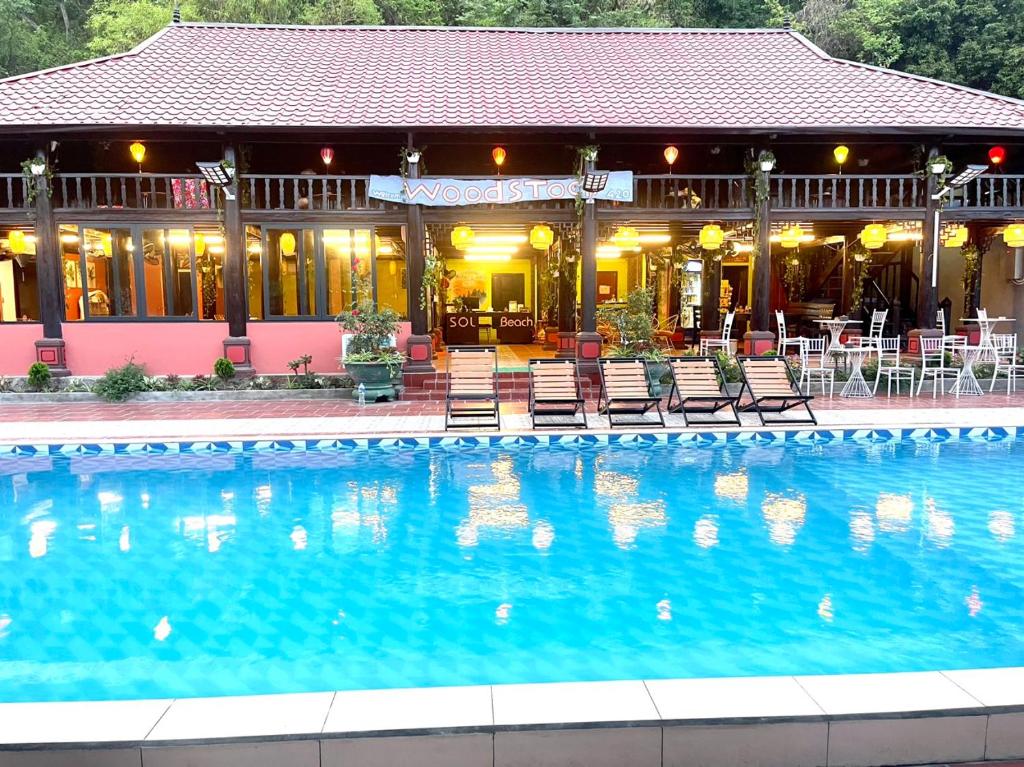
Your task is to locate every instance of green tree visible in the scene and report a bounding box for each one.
[85,0,193,55]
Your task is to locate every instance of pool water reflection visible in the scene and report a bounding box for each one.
[0,439,1022,701]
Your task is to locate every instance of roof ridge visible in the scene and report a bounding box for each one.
[0,26,170,86]
[786,29,1024,112]
[169,21,793,34]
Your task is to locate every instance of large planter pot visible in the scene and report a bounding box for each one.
[345,362,398,402]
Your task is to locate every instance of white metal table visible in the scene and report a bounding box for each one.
[960,316,1015,362]
[837,346,874,398]
[816,318,862,355]
[950,344,986,397]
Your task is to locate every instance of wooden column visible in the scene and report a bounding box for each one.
[32,148,70,375]
[555,245,576,358]
[700,255,721,337]
[575,154,602,364]
[221,145,253,374]
[919,147,941,329]
[403,141,434,371]
[745,165,775,354]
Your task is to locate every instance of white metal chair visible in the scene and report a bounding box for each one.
[873,337,915,397]
[798,337,834,396]
[917,336,958,398]
[937,308,967,356]
[775,310,803,356]
[990,334,1023,393]
[700,311,735,356]
[858,309,888,350]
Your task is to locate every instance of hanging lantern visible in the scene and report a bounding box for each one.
[989,146,1006,166]
[699,224,725,251]
[663,145,679,169]
[194,233,207,255]
[279,232,297,256]
[833,145,849,166]
[320,146,335,167]
[529,224,554,250]
[451,225,475,250]
[941,224,968,248]
[7,230,26,254]
[129,142,146,165]
[612,226,640,250]
[779,225,803,249]
[1003,223,1024,248]
[491,147,507,168]
[860,223,887,250]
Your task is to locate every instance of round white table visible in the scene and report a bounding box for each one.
[816,318,862,355]
[837,346,874,398]
[960,316,1016,363]
[950,345,985,397]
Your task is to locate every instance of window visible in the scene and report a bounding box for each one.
[0,228,39,322]
[61,224,222,320]
[249,226,408,320]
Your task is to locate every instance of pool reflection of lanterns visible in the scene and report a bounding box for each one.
[875,493,913,533]
[693,515,719,549]
[714,471,748,502]
[925,498,955,547]
[988,510,1015,541]
[762,493,807,545]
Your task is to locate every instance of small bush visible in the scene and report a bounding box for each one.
[245,375,274,391]
[213,357,236,381]
[93,362,148,402]
[189,374,219,391]
[27,362,52,392]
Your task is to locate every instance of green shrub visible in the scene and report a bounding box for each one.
[189,374,219,391]
[213,357,236,381]
[93,362,148,402]
[27,362,52,392]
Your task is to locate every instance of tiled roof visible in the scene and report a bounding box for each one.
[2,23,1024,132]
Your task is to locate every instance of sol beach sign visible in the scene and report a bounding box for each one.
[368,172,633,207]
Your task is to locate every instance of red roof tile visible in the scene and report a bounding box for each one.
[2,23,1024,132]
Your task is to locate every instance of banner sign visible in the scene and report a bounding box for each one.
[368,171,633,207]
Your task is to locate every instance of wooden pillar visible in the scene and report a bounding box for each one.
[403,140,434,371]
[700,255,721,333]
[919,147,940,329]
[32,148,70,375]
[575,153,602,364]
[745,164,775,354]
[555,246,576,358]
[221,145,253,374]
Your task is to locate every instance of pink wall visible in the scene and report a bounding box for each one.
[63,322,230,376]
[247,321,411,375]
[0,324,44,376]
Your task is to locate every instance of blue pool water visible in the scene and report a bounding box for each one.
[1,438,1023,702]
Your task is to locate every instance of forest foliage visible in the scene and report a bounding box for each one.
[2,0,1023,103]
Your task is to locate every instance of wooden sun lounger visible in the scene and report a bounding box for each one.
[737,355,816,425]
[445,346,500,430]
[597,357,665,428]
[666,355,740,426]
[528,358,587,429]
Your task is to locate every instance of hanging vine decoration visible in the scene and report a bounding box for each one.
[848,241,872,312]
[21,158,53,204]
[961,242,980,307]
[782,250,806,301]
[574,145,600,217]
[744,149,775,264]
[420,240,448,310]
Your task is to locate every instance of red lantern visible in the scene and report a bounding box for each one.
[989,146,1006,166]
[320,146,334,167]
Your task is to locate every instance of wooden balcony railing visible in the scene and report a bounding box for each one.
[949,174,1024,209]
[241,175,388,211]
[626,175,751,210]
[53,173,222,211]
[772,175,926,210]
[0,174,30,209]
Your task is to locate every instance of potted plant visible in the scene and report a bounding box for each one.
[596,286,670,394]
[337,277,404,402]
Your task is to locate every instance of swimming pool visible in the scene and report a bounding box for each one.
[1,436,1022,702]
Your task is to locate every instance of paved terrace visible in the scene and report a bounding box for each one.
[3,392,1024,443]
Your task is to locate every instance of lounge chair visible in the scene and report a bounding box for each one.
[445,345,500,430]
[597,357,665,428]
[666,355,740,426]
[528,358,587,429]
[736,355,816,425]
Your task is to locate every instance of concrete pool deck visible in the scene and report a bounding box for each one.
[1,670,1024,767]
[3,402,1024,766]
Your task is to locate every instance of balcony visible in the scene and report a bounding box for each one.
[771,175,926,212]
[52,173,223,211]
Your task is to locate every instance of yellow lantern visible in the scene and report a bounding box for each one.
[7,230,26,254]
[699,224,725,251]
[779,224,803,249]
[663,145,679,169]
[529,224,554,250]
[1004,223,1024,248]
[129,141,146,165]
[612,226,640,250]
[194,233,206,255]
[280,232,297,256]
[860,223,887,250]
[451,225,475,250]
[833,145,849,166]
[941,224,968,248]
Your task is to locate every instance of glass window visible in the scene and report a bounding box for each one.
[194,227,225,320]
[324,228,356,315]
[142,229,194,317]
[266,228,313,317]
[0,228,39,322]
[61,226,134,319]
[60,225,83,321]
[375,227,408,320]
[246,225,264,320]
